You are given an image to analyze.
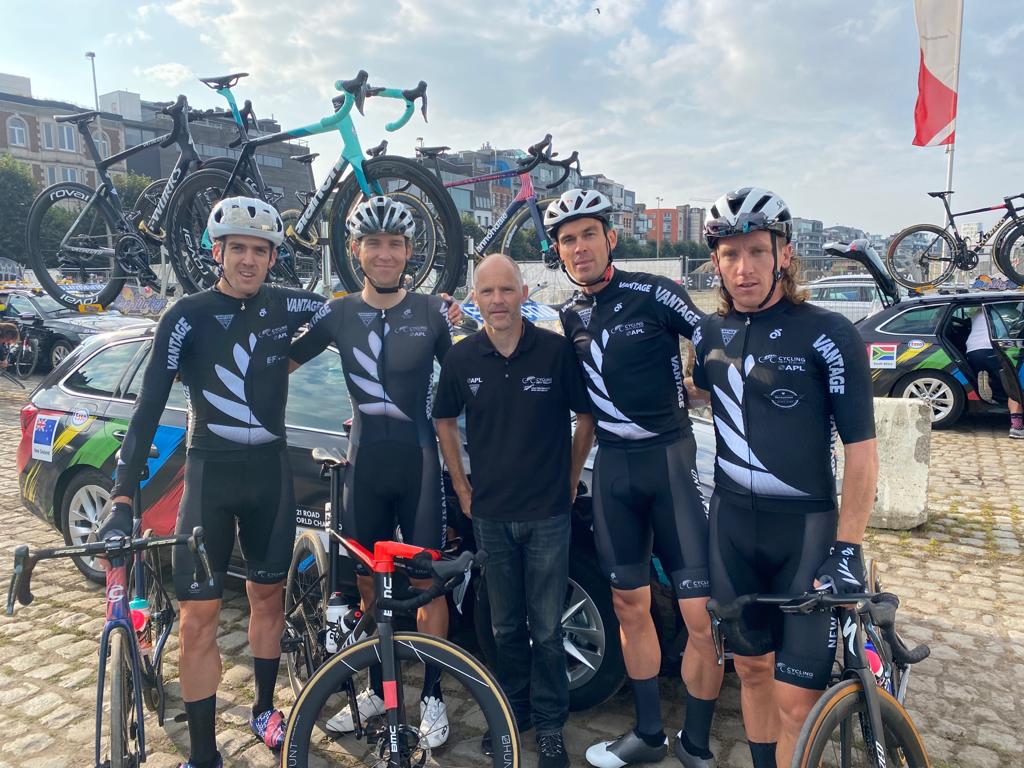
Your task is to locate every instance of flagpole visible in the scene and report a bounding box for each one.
[943,0,965,226]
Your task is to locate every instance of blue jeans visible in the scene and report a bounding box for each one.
[473,514,571,735]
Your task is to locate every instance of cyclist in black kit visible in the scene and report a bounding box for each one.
[549,189,722,768]
[289,195,459,749]
[98,197,326,766]
[690,187,879,768]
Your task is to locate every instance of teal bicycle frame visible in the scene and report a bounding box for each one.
[209,77,419,249]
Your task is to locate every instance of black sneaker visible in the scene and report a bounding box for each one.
[481,730,493,756]
[586,730,667,767]
[538,731,570,768]
[673,730,716,767]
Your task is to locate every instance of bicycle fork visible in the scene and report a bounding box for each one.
[839,607,888,768]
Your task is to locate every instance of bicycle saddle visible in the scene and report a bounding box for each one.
[290,152,319,165]
[312,446,347,468]
[198,72,249,89]
[927,190,953,198]
[416,145,450,159]
[55,111,99,125]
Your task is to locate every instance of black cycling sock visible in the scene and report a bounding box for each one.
[252,656,280,716]
[420,663,443,702]
[185,694,218,767]
[749,740,778,768]
[681,693,716,756]
[629,676,663,738]
[369,663,384,698]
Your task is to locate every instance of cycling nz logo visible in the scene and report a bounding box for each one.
[721,328,738,346]
[577,307,593,328]
[467,377,482,395]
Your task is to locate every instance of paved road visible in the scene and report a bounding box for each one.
[0,380,1020,767]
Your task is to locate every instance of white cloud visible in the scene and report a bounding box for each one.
[104,28,151,46]
[134,62,194,88]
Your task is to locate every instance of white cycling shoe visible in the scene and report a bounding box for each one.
[418,696,450,749]
[325,688,385,734]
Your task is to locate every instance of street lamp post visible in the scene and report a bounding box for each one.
[85,52,101,156]
[655,195,663,259]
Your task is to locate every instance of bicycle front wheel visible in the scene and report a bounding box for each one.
[284,530,330,696]
[330,157,465,295]
[14,337,39,379]
[993,220,1024,287]
[283,632,520,767]
[500,197,557,263]
[108,629,140,768]
[26,182,127,308]
[794,678,929,768]
[885,224,959,289]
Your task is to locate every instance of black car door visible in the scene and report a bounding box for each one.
[984,300,1024,404]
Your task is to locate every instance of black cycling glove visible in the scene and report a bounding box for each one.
[815,540,865,595]
[95,501,135,542]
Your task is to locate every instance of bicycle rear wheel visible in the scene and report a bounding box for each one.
[13,337,39,378]
[283,632,520,767]
[994,221,1024,287]
[26,182,127,308]
[167,168,304,293]
[108,628,141,768]
[330,157,465,295]
[500,197,557,263]
[794,678,929,768]
[885,224,959,289]
[284,530,330,696]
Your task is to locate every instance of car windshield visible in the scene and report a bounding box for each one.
[35,293,122,318]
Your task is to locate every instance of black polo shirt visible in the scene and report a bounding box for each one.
[432,319,590,521]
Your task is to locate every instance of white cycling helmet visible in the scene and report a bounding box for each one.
[207,196,284,247]
[346,195,416,240]
[543,189,613,237]
[704,187,792,249]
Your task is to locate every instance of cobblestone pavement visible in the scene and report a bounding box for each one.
[0,380,1021,767]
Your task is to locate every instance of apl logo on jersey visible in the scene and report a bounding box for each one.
[467,377,482,395]
[721,328,738,346]
[358,312,377,327]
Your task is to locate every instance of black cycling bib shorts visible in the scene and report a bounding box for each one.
[560,268,709,598]
[693,298,876,689]
[290,291,452,550]
[112,285,325,600]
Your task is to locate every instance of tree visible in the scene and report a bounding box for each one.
[0,154,37,264]
[112,171,156,213]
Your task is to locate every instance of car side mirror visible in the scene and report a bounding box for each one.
[342,418,352,437]
[18,312,34,322]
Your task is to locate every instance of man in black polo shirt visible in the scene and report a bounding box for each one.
[434,253,593,768]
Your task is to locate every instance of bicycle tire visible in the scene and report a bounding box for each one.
[329,156,465,295]
[993,220,1024,287]
[167,168,303,294]
[885,224,959,290]
[499,197,557,263]
[283,632,520,767]
[284,530,330,696]
[26,182,127,308]
[108,628,139,768]
[130,548,171,718]
[793,678,929,768]
[14,337,39,379]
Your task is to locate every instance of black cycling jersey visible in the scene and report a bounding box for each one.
[111,285,324,500]
[559,268,703,447]
[289,291,452,448]
[692,298,875,511]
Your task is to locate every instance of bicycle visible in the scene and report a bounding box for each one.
[5,447,214,767]
[707,589,931,768]
[886,190,1024,290]
[4,329,40,379]
[168,70,463,297]
[417,135,580,272]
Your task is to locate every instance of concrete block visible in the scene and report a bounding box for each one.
[869,398,931,530]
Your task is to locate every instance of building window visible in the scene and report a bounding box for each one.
[46,166,58,185]
[61,167,78,182]
[42,122,55,149]
[58,124,76,152]
[7,117,27,147]
[92,132,109,158]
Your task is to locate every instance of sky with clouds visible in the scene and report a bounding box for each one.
[3,0,1023,236]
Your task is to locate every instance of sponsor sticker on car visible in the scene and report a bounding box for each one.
[908,339,927,350]
[869,343,899,370]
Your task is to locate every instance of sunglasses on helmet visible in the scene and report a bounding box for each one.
[705,212,790,241]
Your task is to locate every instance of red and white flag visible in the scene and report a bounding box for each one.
[912,0,964,146]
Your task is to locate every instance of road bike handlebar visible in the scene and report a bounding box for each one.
[546,150,580,188]
[375,550,483,615]
[158,95,189,148]
[335,70,370,115]
[5,527,213,616]
[364,79,429,131]
[513,134,554,173]
[707,591,930,666]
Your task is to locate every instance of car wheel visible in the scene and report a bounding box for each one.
[894,370,965,429]
[474,546,626,711]
[59,469,111,583]
[49,339,74,371]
